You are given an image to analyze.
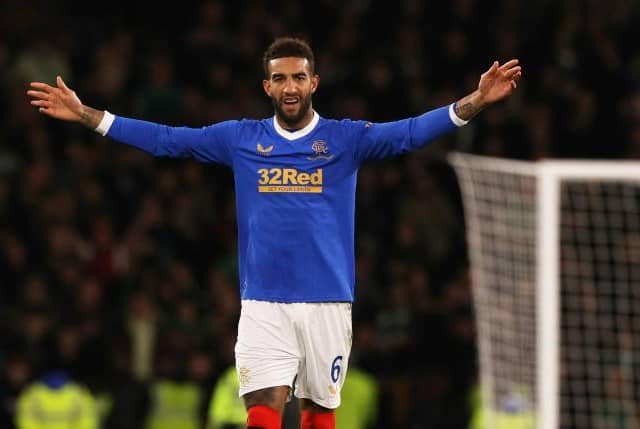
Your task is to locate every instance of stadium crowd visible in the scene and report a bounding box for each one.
[0,0,638,428]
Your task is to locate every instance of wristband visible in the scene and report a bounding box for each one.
[94,111,115,136]
[449,103,469,127]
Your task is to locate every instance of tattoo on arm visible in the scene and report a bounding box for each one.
[454,91,487,121]
[79,106,104,130]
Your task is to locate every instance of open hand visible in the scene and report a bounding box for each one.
[477,60,522,104]
[27,76,83,122]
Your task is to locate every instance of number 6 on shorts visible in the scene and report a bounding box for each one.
[331,355,343,383]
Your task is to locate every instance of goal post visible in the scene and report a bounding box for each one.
[449,153,640,429]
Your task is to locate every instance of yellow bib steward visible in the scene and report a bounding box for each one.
[16,380,97,429]
[145,379,202,429]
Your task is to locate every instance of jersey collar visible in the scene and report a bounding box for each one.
[272,110,320,141]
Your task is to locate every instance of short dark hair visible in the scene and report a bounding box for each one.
[262,37,315,77]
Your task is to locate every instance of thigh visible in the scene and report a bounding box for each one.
[242,386,291,415]
[235,301,301,399]
[300,398,332,412]
[294,303,352,409]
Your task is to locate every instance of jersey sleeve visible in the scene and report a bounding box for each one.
[353,104,465,163]
[107,116,238,166]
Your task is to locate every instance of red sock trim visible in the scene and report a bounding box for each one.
[301,409,336,429]
[301,409,313,429]
[247,405,281,429]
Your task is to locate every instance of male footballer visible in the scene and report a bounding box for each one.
[28,37,521,429]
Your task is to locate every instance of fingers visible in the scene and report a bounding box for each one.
[504,66,522,79]
[499,59,519,70]
[501,60,522,89]
[37,107,55,117]
[29,82,56,92]
[27,88,55,112]
[27,90,50,99]
[481,61,499,80]
[27,88,54,113]
[57,75,69,90]
[510,70,522,89]
[30,99,52,108]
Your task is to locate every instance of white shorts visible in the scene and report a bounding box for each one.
[235,300,352,409]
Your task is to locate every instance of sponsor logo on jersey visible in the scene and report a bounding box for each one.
[328,384,337,396]
[256,143,274,156]
[257,168,323,193]
[307,140,334,161]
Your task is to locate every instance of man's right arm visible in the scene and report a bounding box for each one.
[105,115,234,165]
[78,105,105,130]
[28,76,94,124]
[28,76,235,166]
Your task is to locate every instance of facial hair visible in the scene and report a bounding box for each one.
[272,93,313,129]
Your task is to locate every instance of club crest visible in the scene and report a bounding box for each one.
[307,140,334,161]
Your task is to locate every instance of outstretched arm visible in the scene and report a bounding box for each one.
[354,59,522,162]
[27,76,105,130]
[454,59,522,121]
[27,76,235,165]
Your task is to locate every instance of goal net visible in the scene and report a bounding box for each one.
[450,153,640,429]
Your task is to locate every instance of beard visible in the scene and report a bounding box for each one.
[271,93,313,128]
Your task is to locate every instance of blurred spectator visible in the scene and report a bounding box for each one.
[0,352,32,429]
[335,364,379,429]
[11,37,71,86]
[206,365,247,429]
[144,339,205,429]
[15,370,97,429]
[127,289,158,382]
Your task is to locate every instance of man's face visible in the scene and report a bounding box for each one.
[263,57,319,128]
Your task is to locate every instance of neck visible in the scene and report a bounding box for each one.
[276,108,314,131]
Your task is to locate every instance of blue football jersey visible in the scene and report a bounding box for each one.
[106,104,463,302]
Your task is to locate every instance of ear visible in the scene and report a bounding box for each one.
[311,74,319,94]
[263,79,271,97]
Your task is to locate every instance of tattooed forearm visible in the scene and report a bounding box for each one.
[454,90,487,121]
[79,105,104,130]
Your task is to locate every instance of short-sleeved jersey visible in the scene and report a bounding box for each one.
[106,104,462,302]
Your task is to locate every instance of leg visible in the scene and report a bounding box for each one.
[243,386,290,415]
[300,399,336,429]
[294,302,351,410]
[300,399,332,413]
[235,301,301,429]
[294,303,351,429]
[243,386,290,429]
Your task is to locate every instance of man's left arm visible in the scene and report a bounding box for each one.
[453,59,522,121]
[354,59,522,162]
